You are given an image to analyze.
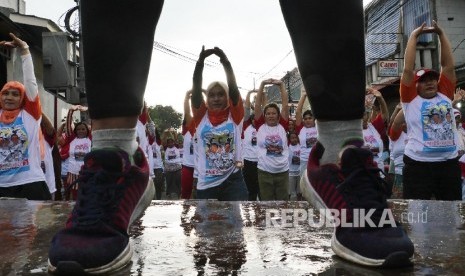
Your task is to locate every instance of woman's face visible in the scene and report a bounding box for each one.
[75,124,88,138]
[265,106,280,126]
[1,89,22,110]
[207,85,228,110]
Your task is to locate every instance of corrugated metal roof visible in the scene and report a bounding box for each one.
[365,0,400,66]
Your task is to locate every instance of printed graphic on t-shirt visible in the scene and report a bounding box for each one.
[202,124,235,177]
[0,118,30,175]
[251,136,257,146]
[291,150,300,165]
[421,101,455,152]
[265,134,284,156]
[73,143,90,162]
[165,148,176,160]
[363,133,380,154]
[305,134,317,148]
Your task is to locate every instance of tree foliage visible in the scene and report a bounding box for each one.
[147,105,182,132]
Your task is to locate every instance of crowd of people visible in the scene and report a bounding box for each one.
[17,66,465,203]
[1,0,464,273]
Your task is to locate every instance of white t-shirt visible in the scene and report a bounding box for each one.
[0,112,46,187]
[68,137,92,174]
[256,117,289,173]
[288,143,301,176]
[152,141,164,170]
[297,125,317,162]
[242,123,258,162]
[363,123,384,171]
[164,146,182,172]
[390,131,408,175]
[194,113,243,190]
[182,131,195,167]
[41,133,57,194]
[402,92,458,161]
[0,54,45,187]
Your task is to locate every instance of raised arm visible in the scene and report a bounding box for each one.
[66,105,88,137]
[213,47,240,106]
[183,90,193,125]
[434,21,455,83]
[274,79,289,120]
[401,23,425,86]
[192,46,214,109]
[368,87,389,123]
[0,33,37,101]
[244,90,256,119]
[254,80,267,120]
[295,88,307,126]
[388,102,403,129]
[391,109,405,132]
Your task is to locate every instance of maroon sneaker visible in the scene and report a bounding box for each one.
[300,141,414,267]
[48,147,154,274]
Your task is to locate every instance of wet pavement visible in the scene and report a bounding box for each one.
[1,198,464,275]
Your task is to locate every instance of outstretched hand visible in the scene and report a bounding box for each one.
[0,33,28,49]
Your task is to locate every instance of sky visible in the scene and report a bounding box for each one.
[25,0,373,114]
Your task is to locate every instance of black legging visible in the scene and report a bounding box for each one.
[82,0,365,121]
[280,0,366,121]
[80,0,164,119]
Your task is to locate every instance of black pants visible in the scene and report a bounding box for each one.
[0,181,52,200]
[280,0,365,120]
[80,0,164,119]
[242,159,260,201]
[403,155,462,200]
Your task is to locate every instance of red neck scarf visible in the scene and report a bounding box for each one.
[208,107,230,126]
[0,109,20,124]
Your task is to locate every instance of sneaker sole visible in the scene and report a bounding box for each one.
[48,178,155,275]
[48,244,133,275]
[300,169,412,268]
[332,236,413,267]
[129,177,155,229]
[300,169,330,215]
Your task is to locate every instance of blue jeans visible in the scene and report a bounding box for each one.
[196,170,248,201]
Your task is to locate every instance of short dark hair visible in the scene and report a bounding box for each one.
[263,103,280,117]
[303,110,313,118]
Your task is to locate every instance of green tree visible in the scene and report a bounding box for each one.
[147,104,182,132]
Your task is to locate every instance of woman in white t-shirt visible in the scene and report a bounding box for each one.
[0,34,50,200]
[191,46,247,201]
[254,78,289,200]
[294,90,317,178]
[163,134,182,199]
[64,105,92,200]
